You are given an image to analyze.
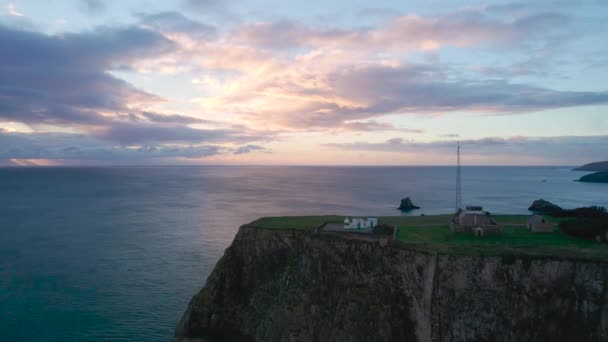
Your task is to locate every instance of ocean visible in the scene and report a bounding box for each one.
[0,166,606,341]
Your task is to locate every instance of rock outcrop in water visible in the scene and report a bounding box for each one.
[398,197,420,211]
[528,199,562,213]
[175,224,608,342]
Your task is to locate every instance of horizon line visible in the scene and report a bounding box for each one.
[0,164,579,168]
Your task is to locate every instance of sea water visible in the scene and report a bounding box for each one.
[0,166,606,341]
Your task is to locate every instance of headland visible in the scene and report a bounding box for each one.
[175,213,608,342]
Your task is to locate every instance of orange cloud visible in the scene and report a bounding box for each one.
[8,159,62,166]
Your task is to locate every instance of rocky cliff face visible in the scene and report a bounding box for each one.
[175,225,608,342]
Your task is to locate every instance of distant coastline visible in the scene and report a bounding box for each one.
[578,171,608,183]
[573,161,608,183]
[574,161,608,172]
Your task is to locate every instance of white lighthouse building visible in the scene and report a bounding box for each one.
[344,217,378,230]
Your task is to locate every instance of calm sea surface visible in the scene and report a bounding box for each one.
[0,166,606,341]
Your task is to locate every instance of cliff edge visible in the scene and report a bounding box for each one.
[175,224,608,342]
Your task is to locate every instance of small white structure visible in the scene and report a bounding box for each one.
[344,217,378,230]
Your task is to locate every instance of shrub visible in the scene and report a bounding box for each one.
[373,224,395,236]
[560,218,608,240]
[553,206,608,218]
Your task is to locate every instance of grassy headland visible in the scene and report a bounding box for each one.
[249,214,608,260]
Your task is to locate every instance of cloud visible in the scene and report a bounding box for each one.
[181,0,235,18]
[485,2,530,15]
[184,7,606,133]
[138,111,212,124]
[233,144,265,155]
[136,11,217,41]
[358,8,401,19]
[339,121,423,133]
[229,10,570,52]
[80,0,106,14]
[205,62,608,131]
[324,135,608,164]
[325,65,608,113]
[0,22,272,160]
[183,0,227,10]
[1,4,606,165]
[0,24,174,125]
[94,121,263,144]
[6,3,24,17]
[0,130,264,163]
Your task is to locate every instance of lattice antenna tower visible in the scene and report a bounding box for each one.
[455,141,462,212]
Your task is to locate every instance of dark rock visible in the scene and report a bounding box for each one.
[578,171,608,183]
[528,199,562,213]
[398,197,420,211]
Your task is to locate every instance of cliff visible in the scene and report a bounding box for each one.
[175,224,608,342]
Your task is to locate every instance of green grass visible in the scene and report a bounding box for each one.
[395,225,599,247]
[378,215,455,227]
[250,214,456,230]
[248,214,607,260]
[393,217,607,259]
[249,215,344,230]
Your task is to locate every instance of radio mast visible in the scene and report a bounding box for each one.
[455,142,462,212]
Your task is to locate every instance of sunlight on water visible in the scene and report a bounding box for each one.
[0,166,605,340]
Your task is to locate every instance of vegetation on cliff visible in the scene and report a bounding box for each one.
[558,207,608,241]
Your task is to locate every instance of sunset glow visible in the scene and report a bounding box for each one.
[1,0,607,166]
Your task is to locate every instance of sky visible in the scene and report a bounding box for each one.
[0,0,607,166]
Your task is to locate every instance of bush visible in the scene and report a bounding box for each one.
[373,224,395,236]
[560,218,608,240]
[553,206,607,218]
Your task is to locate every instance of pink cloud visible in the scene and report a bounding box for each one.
[323,135,608,165]
[227,11,566,52]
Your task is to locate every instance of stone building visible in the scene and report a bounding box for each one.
[449,206,502,236]
[527,215,554,233]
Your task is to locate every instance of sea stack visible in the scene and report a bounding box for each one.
[528,199,561,213]
[398,197,420,211]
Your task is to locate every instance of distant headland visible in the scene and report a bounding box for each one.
[578,171,608,183]
[574,161,608,183]
[574,161,608,171]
